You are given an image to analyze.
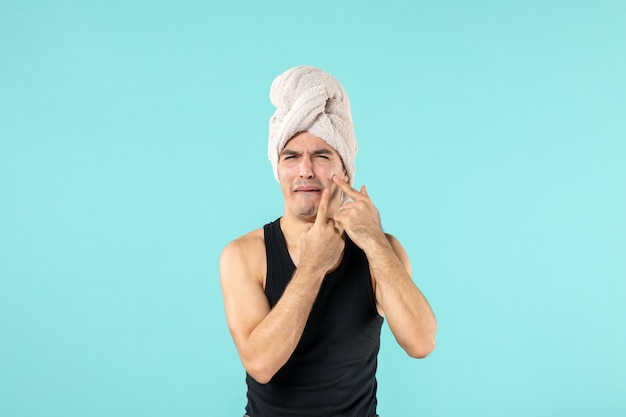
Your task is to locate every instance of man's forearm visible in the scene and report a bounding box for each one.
[242,264,324,383]
[366,236,437,358]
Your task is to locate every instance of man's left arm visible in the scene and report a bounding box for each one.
[333,176,437,358]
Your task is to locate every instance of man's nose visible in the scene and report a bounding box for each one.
[298,156,314,178]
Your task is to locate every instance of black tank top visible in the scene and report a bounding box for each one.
[245,218,383,417]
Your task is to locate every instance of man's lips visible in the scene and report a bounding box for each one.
[294,187,321,192]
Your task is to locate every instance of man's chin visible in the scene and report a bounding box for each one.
[298,211,317,222]
[294,206,318,221]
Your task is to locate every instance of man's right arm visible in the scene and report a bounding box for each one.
[220,237,326,384]
[220,189,344,384]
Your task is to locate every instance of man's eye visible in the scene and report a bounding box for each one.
[316,155,329,159]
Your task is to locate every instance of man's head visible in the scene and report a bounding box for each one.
[268,66,357,186]
[267,66,357,221]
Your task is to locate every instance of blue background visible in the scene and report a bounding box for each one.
[1,1,625,416]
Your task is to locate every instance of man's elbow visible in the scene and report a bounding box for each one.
[404,334,436,359]
[248,371,273,385]
[244,359,277,385]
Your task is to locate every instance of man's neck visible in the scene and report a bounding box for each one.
[279,214,314,249]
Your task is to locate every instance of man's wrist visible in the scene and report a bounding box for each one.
[360,231,391,256]
[294,261,327,284]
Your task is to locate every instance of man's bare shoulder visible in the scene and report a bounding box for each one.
[220,228,266,284]
[384,232,402,247]
[223,228,265,255]
[383,232,412,276]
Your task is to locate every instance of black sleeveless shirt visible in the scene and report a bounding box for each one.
[245,218,383,417]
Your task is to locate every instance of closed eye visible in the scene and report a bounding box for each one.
[312,149,333,159]
[281,151,300,160]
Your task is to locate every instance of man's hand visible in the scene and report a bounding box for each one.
[332,175,437,358]
[299,187,345,273]
[332,176,387,252]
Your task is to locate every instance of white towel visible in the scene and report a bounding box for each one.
[268,65,357,185]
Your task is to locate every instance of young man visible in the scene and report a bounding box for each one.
[220,66,437,417]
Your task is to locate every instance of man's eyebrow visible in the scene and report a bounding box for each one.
[280,149,300,156]
[312,148,334,155]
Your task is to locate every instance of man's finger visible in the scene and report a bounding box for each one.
[315,188,331,225]
[332,175,366,200]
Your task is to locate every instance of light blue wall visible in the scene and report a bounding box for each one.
[1,1,625,416]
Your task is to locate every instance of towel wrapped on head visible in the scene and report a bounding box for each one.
[268,65,357,185]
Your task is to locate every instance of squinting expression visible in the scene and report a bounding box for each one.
[278,132,347,221]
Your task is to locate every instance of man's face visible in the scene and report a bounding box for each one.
[278,132,348,222]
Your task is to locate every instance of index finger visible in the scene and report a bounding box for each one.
[332,175,365,200]
[315,187,331,225]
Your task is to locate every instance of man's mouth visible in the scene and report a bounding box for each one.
[294,187,321,193]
